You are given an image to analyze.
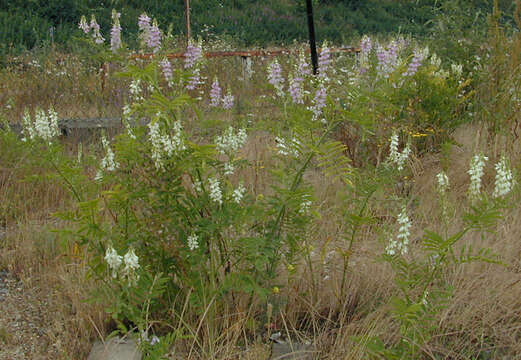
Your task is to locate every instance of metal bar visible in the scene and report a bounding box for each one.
[305,0,319,75]
[185,0,191,42]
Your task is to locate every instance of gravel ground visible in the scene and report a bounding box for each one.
[0,270,61,360]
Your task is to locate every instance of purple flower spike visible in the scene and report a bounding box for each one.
[403,47,428,77]
[222,89,234,110]
[147,20,161,53]
[297,50,311,76]
[210,77,222,107]
[138,13,151,31]
[289,74,304,104]
[184,40,203,69]
[89,15,105,44]
[160,58,173,83]
[360,36,372,55]
[311,84,327,121]
[267,59,284,97]
[318,42,332,77]
[376,42,399,79]
[110,10,122,52]
[186,68,201,90]
[79,16,90,34]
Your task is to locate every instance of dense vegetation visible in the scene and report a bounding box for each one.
[0,0,516,56]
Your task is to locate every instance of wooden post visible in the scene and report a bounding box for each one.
[305,0,318,75]
[185,0,191,42]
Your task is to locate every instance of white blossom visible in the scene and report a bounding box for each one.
[122,104,136,139]
[299,197,312,214]
[436,171,449,192]
[275,136,300,157]
[468,153,488,200]
[215,127,247,155]
[96,135,119,180]
[387,131,410,171]
[224,162,235,175]
[21,109,36,141]
[193,180,202,193]
[22,107,60,142]
[232,183,246,204]
[122,248,140,285]
[187,234,199,250]
[148,121,164,170]
[451,63,463,77]
[386,206,411,256]
[148,119,185,170]
[208,177,223,205]
[105,246,123,278]
[129,79,143,102]
[493,156,515,198]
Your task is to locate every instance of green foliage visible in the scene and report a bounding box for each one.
[0,0,513,58]
[363,187,504,358]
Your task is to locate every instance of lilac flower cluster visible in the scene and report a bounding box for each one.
[208,77,234,109]
[287,50,310,104]
[160,58,173,83]
[318,42,332,78]
[360,35,372,54]
[110,10,122,53]
[267,59,284,97]
[359,35,372,74]
[209,77,222,107]
[138,13,161,52]
[138,13,151,30]
[147,20,161,52]
[222,88,235,110]
[288,74,304,104]
[184,40,204,90]
[78,15,105,44]
[297,50,311,76]
[310,83,327,122]
[184,40,203,69]
[90,15,105,44]
[78,16,90,34]
[186,68,201,90]
[376,41,399,78]
[403,48,427,77]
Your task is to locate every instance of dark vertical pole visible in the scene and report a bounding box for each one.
[185,0,191,43]
[305,0,318,75]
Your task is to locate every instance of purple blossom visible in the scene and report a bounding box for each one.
[89,15,105,44]
[288,74,304,104]
[267,59,284,96]
[359,36,372,74]
[403,50,425,77]
[209,77,222,107]
[388,41,398,61]
[222,89,234,110]
[360,36,372,55]
[138,13,151,31]
[160,58,173,83]
[376,43,398,78]
[79,16,90,34]
[311,84,327,120]
[146,20,161,52]
[184,40,203,69]
[297,50,311,76]
[186,68,201,90]
[318,42,332,77]
[110,10,122,52]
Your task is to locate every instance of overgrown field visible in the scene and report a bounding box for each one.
[2,3,521,359]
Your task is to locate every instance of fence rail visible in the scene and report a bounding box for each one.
[3,117,123,136]
[130,47,360,60]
